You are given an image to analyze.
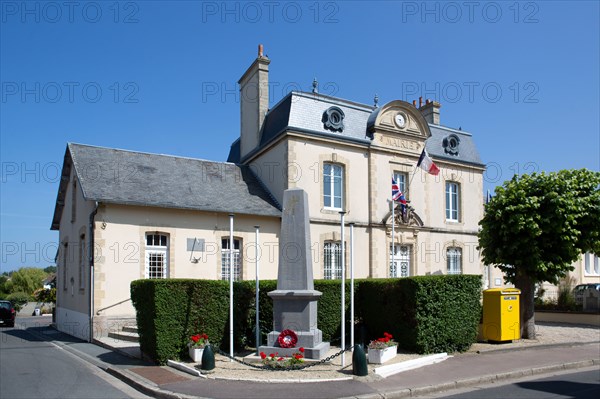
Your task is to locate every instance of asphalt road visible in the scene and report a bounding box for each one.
[0,316,149,399]
[420,367,600,398]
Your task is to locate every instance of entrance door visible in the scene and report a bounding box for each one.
[390,245,411,278]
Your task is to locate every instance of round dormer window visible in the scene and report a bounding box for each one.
[323,107,345,132]
[443,134,460,155]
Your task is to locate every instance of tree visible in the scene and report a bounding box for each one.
[478,169,600,339]
[43,266,57,274]
[4,267,47,296]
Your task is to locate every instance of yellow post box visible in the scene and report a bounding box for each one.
[482,288,521,342]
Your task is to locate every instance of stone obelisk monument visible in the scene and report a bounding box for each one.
[259,189,330,359]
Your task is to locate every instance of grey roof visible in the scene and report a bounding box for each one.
[51,143,281,229]
[426,125,484,167]
[229,91,483,167]
[230,92,375,163]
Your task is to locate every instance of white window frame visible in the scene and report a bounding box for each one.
[323,163,344,210]
[324,241,342,280]
[584,252,600,276]
[145,233,169,279]
[393,171,408,199]
[221,238,242,281]
[445,181,460,221]
[447,247,462,275]
[390,244,411,278]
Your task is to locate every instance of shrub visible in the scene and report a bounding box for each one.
[132,275,482,364]
[357,275,482,354]
[6,291,29,312]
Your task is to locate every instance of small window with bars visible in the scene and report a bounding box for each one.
[447,247,462,275]
[221,238,242,281]
[324,241,342,280]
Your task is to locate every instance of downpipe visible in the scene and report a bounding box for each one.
[89,202,99,342]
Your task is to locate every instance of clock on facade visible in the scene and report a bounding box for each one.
[394,113,406,128]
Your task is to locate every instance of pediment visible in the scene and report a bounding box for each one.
[368,100,431,153]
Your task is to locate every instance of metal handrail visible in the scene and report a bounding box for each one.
[96,298,131,315]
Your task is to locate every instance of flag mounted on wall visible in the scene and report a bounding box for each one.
[392,178,407,215]
[417,149,440,176]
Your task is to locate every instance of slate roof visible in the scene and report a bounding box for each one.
[228,91,483,167]
[426,125,484,167]
[51,143,281,229]
[229,92,375,163]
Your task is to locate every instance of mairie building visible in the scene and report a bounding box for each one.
[52,46,506,341]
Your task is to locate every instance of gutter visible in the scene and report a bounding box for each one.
[88,201,99,342]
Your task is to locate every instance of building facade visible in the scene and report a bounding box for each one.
[52,46,508,341]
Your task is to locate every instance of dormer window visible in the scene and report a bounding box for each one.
[443,134,460,155]
[323,107,345,132]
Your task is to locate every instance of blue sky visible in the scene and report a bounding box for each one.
[1,1,599,272]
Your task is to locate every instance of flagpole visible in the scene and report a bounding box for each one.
[349,222,354,352]
[339,211,346,367]
[254,225,260,355]
[391,197,395,277]
[405,166,420,198]
[229,214,234,361]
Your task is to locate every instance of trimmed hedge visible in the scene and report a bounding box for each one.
[131,275,481,364]
[356,275,482,353]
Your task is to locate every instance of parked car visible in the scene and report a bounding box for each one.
[573,283,600,305]
[0,300,16,327]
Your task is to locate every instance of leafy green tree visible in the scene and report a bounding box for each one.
[43,266,57,274]
[479,169,600,339]
[5,267,47,295]
[33,288,56,304]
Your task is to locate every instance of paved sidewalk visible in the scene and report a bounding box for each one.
[25,322,600,399]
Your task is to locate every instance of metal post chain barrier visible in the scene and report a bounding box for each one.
[213,344,356,371]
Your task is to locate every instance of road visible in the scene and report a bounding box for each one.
[0,316,150,399]
[420,367,600,398]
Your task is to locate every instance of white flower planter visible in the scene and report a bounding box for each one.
[368,345,397,364]
[189,347,204,363]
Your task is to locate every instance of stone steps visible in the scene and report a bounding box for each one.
[108,325,139,342]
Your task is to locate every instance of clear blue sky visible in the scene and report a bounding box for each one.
[1,1,599,272]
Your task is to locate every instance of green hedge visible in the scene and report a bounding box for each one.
[356,275,482,353]
[131,275,481,364]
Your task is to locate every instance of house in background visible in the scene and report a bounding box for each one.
[52,45,510,341]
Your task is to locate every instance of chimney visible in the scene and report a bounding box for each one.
[419,99,441,125]
[238,44,271,159]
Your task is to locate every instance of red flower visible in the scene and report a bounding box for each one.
[269,353,275,358]
[299,347,305,353]
[294,354,303,360]
[277,357,284,361]
[191,335,200,343]
[260,352,266,360]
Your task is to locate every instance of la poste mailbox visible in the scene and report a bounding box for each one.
[482,288,521,342]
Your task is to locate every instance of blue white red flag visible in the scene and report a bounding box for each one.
[417,149,440,176]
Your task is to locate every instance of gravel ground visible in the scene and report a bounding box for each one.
[182,322,599,382]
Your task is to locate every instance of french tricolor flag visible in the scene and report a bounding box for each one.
[417,149,440,176]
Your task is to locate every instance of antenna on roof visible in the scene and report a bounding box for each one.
[374,94,379,107]
[312,78,318,94]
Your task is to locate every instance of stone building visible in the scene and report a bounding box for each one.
[51,46,504,341]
